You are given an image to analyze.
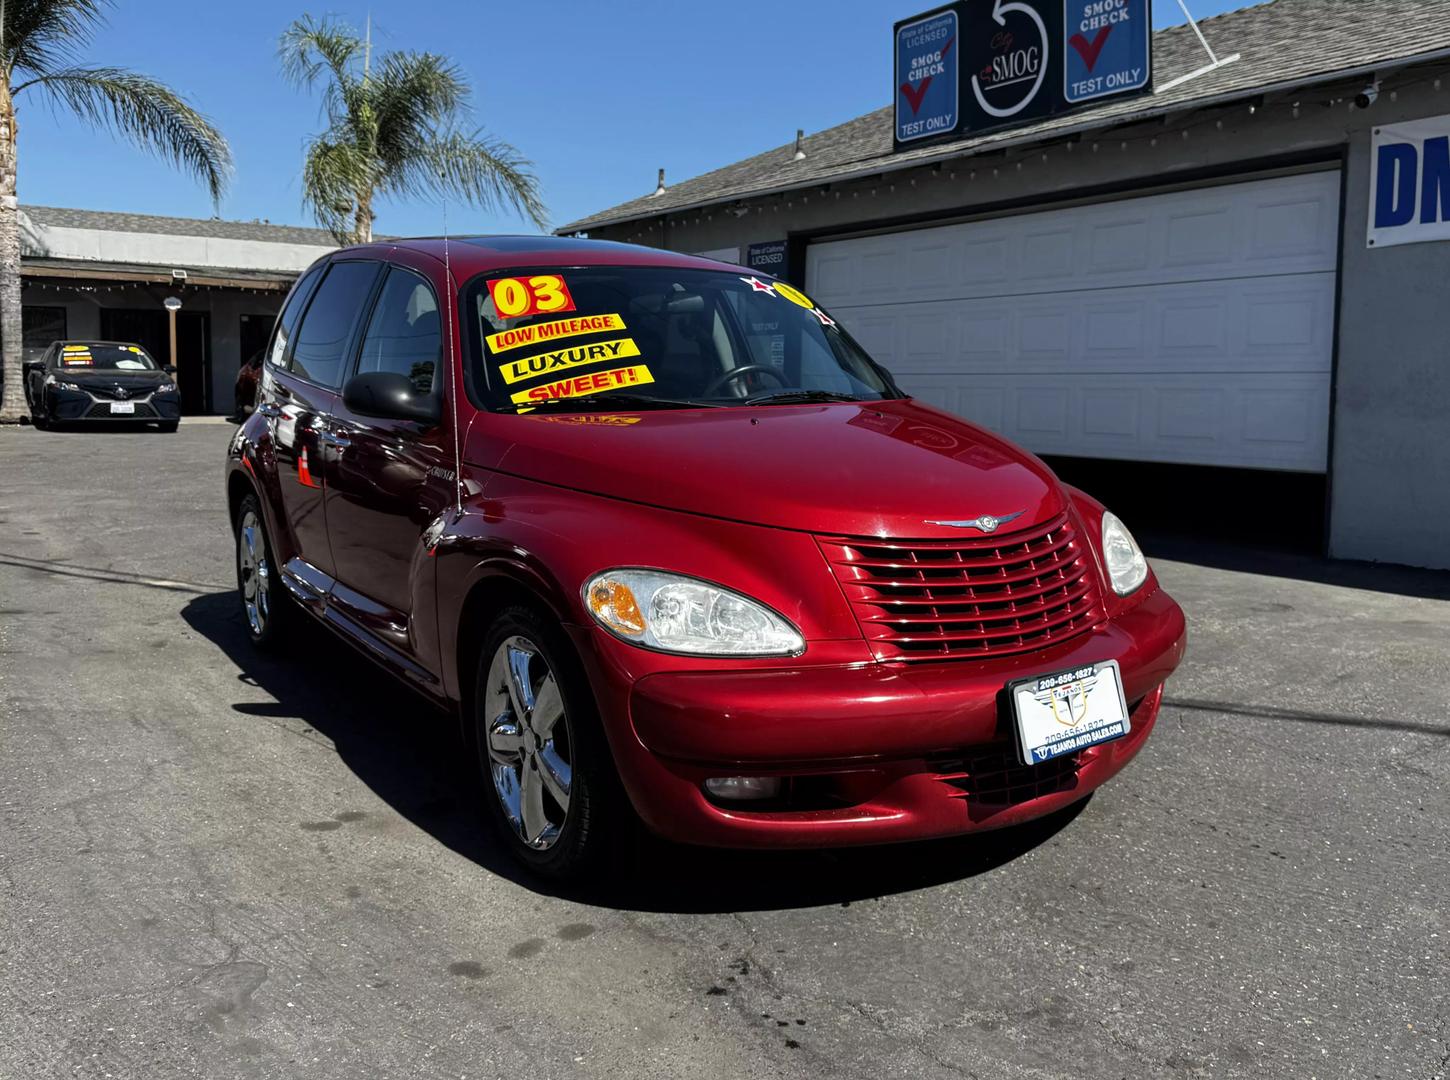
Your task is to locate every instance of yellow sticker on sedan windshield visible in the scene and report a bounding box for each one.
[771,282,816,310]
[499,337,641,385]
[487,313,626,354]
[511,364,655,408]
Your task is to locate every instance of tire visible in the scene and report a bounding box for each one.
[472,605,627,881]
[157,421,180,433]
[234,493,294,650]
[30,411,49,431]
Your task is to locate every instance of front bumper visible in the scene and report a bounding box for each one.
[576,587,1186,848]
[47,387,181,422]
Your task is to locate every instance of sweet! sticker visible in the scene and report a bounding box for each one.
[499,337,641,385]
[511,364,655,407]
[487,274,576,319]
[487,313,625,354]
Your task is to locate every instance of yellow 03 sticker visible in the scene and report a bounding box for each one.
[512,364,655,408]
[500,337,641,385]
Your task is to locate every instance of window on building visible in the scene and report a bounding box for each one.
[22,306,67,359]
[289,261,379,388]
[355,268,440,394]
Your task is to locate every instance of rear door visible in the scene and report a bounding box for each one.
[260,259,382,587]
[321,260,454,657]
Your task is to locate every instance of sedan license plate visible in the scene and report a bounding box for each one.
[109,401,136,414]
[1009,660,1130,766]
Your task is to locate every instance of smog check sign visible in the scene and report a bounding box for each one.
[1063,0,1150,103]
[895,8,959,145]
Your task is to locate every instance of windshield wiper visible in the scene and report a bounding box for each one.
[519,393,722,413]
[743,390,865,406]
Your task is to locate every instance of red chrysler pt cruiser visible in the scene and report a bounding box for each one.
[226,236,1186,880]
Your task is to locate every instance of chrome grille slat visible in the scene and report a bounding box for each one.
[818,512,1104,662]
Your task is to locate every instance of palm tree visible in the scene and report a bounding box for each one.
[0,0,231,423]
[280,15,547,246]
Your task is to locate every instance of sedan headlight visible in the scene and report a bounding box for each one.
[48,378,83,392]
[154,382,177,394]
[1101,511,1149,597]
[584,569,804,656]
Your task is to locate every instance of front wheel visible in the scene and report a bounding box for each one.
[157,420,179,433]
[473,606,626,880]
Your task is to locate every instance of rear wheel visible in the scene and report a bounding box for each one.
[473,606,625,880]
[235,494,293,650]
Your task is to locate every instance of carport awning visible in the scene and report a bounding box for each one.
[21,256,297,291]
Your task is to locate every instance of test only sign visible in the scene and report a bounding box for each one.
[894,0,1152,151]
[1368,116,1450,248]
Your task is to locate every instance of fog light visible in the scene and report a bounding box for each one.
[704,776,782,801]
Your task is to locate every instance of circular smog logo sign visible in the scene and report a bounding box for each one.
[971,0,1049,118]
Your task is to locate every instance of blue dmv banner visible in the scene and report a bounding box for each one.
[1368,115,1450,248]
[895,8,959,145]
[1063,0,1151,103]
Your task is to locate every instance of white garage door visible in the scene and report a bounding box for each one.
[806,171,1341,471]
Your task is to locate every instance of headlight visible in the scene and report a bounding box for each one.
[1101,511,1149,597]
[48,378,83,392]
[584,569,804,656]
[154,382,177,394]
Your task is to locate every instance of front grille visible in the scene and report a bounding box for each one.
[85,402,156,418]
[929,744,1081,804]
[817,511,1103,661]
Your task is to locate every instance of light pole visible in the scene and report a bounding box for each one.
[163,296,182,398]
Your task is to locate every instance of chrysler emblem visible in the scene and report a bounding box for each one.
[926,509,1026,534]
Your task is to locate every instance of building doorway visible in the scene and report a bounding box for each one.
[239,313,273,366]
[100,307,212,414]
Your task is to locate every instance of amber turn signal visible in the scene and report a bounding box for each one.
[586,578,646,637]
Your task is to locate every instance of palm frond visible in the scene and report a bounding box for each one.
[301,135,368,243]
[2,0,106,77]
[392,128,548,230]
[278,15,362,93]
[21,66,232,200]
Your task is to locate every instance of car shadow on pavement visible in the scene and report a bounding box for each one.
[180,590,1087,912]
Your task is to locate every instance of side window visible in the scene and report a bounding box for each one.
[355,268,441,394]
[267,265,322,369]
[289,261,380,388]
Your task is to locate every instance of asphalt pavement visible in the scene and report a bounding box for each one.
[1,421,1446,1080]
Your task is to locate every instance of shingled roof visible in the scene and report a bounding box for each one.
[561,0,1450,233]
[22,205,340,247]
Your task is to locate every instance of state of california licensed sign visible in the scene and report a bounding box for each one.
[892,0,1153,151]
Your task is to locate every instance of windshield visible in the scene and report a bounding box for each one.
[55,343,159,371]
[465,266,900,413]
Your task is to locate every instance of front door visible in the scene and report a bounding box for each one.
[260,259,382,586]
[321,264,453,654]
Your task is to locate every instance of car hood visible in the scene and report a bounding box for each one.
[474,398,1067,538]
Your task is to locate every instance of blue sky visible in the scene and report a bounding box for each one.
[19,0,1251,236]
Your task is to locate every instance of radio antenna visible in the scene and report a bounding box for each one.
[441,195,463,517]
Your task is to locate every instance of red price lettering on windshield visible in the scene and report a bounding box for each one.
[488,274,576,319]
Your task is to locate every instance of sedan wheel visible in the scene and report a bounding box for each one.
[484,635,574,850]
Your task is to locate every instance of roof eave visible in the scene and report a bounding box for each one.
[559,46,1450,235]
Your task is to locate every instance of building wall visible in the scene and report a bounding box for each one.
[21,282,283,415]
[591,68,1450,568]
[20,215,335,274]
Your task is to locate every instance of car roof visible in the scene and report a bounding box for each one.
[332,235,745,277]
[52,340,148,350]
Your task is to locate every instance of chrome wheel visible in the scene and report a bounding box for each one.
[484,635,573,851]
[237,509,270,637]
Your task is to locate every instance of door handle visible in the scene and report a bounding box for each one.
[320,430,352,449]
[256,402,282,418]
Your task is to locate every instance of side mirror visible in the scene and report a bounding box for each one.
[163,364,178,375]
[342,371,442,426]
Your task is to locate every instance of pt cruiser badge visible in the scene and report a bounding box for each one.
[927,509,1026,533]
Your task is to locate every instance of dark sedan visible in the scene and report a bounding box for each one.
[25,341,181,431]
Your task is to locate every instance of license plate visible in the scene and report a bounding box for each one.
[1008,660,1130,766]
[109,401,135,414]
